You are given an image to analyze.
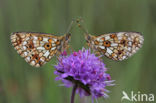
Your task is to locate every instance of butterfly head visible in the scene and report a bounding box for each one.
[65,33,71,41]
[57,33,71,53]
[85,34,93,44]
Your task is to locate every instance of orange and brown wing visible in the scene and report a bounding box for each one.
[85,32,144,61]
[10,32,71,67]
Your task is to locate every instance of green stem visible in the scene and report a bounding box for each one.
[71,84,78,103]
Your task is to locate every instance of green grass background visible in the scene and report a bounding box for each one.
[0,0,156,103]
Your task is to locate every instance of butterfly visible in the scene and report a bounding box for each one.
[10,32,71,67]
[85,32,144,61]
[76,19,144,61]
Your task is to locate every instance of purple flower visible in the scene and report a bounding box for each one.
[54,48,114,101]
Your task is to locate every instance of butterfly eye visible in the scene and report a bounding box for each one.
[87,36,91,40]
[85,34,91,41]
[65,33,71,40]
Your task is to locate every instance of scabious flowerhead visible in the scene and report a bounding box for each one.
[54,48,114,100]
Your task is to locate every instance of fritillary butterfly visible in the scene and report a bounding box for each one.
[85,32,144,61]
[10,32,71,67]
[76,19,144,61]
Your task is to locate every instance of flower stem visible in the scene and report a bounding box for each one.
[71,84,78,103]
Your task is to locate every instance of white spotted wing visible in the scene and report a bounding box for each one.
[10,32,71,67]
[85,32,144,61]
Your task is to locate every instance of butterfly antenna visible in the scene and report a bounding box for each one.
[76,18,89,34]
[66,20,75,34]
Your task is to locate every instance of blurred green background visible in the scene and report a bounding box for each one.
[0,0,156,103]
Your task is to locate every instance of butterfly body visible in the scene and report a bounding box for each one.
[10,32,71,67]
[85,32,144,61]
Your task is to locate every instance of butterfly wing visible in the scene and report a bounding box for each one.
[85,32,144,61]
[10,32,71,67]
